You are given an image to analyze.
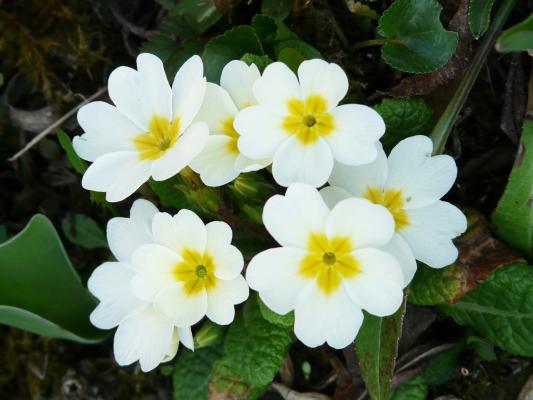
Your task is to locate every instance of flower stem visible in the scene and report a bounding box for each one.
[430,0,519,155]
[352,38,392,50]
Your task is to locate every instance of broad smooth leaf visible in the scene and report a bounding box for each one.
[62,214,107,249]
[355,295,406,400]
[202,25,264,81]
[57,128,87,174]
[378,0,459,73]
[209,294,294,399]
[496,13,533,53]
[468,0,496,39]
[441,263,533,356]
[0,215,106,343]
[173,346,223,400]
[492,119,533,259]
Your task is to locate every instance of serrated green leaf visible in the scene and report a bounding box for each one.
[440,263,533,356]
[258,297,294,327]
[373,98,434,152]
[0,215,106,343]
[469,0,497,39]
[496,13,533,53]
[390,376,427,400]
[57,129,87,174]
[173,345,223,400]
[209,295,294,399]
[492,118,533,259]
[240,53,273,71]
[378,0,458,73]
[261,0,293,21]
[202,26,264,81]
[356,297,406,400]
[61,214,107,249]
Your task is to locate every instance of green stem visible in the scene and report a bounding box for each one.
[352,38,392,50]
[430,0,519,155]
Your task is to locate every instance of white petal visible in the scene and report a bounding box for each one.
[194,83,238,134]
[263,183,330,248]
[298,59,348,110]
[152,210,207,254]
[328,144,388,197]
[246,247,312,315]
[272,135,333,187]
[150,121,209,181]
[343,248,404,317]
[189,135,240,187]
[319,186,352,209]
[178,327,194,350]
[235,106,287,159]
[136,53,172,120]
[253,62,300,108]
[294,284,363,349]
[88,262,143,329]
[113,305,174,372]
[387,136,458,209]
[380,234,417,287]
[106,199,157,263]
[154,283,208,326]
[172,55,206,130]
[400,201,467,268]
[206,276,249,325]
[81,152,151,202]
[325,105,384,165]
[108,66,150,130]
[220,60,260,109]
[326,198,395,249]
[204,221,244,280]
[234,153,271,173]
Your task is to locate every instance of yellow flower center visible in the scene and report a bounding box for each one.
[282,95,335,145]
[299,232,360,295]
[222,116,239,155]
[172,249,217,296]
[363,187,410,231]
[133,115,180,160]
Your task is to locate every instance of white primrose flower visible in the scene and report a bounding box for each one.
[321,135,468,285]
[73,53,208,202]
[88,199,194,372]
[246,183,405,349]
[129,209,249,327]
[234,59,385,187]
[190,60,271,186]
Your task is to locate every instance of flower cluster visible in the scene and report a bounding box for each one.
[78,53,467,371]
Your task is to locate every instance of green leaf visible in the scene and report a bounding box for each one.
[356,296,406,400]
[142,38,202,79]
[276,47,306,72]
[61,214,107,249]
[251,14,297,46]
[469,0,497,39]
[194,320,226,348]
[169,0,222,34]
[261,0,293,21]
[378,0,459,73]
[408,263,465,306]
[420,341,463,385]
[240,53,273,71]
[209,294,294,399]
[0,225,8,243]
[496,13,533,53]
[390,376,427,400]
[373,98,434,152]
[173,346,223,400]
[0,215,106,343]
[57,129,87,174]
[258,297,294,327]
[202,26,264,81]
[440,263,533,356]
[492,121,533,259]
[467,335,497,361]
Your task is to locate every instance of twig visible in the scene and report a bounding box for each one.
[8,87,107,162]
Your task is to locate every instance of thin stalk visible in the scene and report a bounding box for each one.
[352,38,392,50]
[430,0,519,155]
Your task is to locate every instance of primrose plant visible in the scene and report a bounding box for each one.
[73,53,467,371]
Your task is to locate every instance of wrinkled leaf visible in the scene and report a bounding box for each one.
[468,0,496,39]
[355,295,406,400]
[261,0,293,21]
[492,121,533,258]
[173,346,223,400]
[496,13,533,53]
[61,214,107,249]
[441,263,533,356]
[0,215,106,343]
[209,294,294,399]
[378,0,459,73]
[202,25,264,81]
[373,98,434,152]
